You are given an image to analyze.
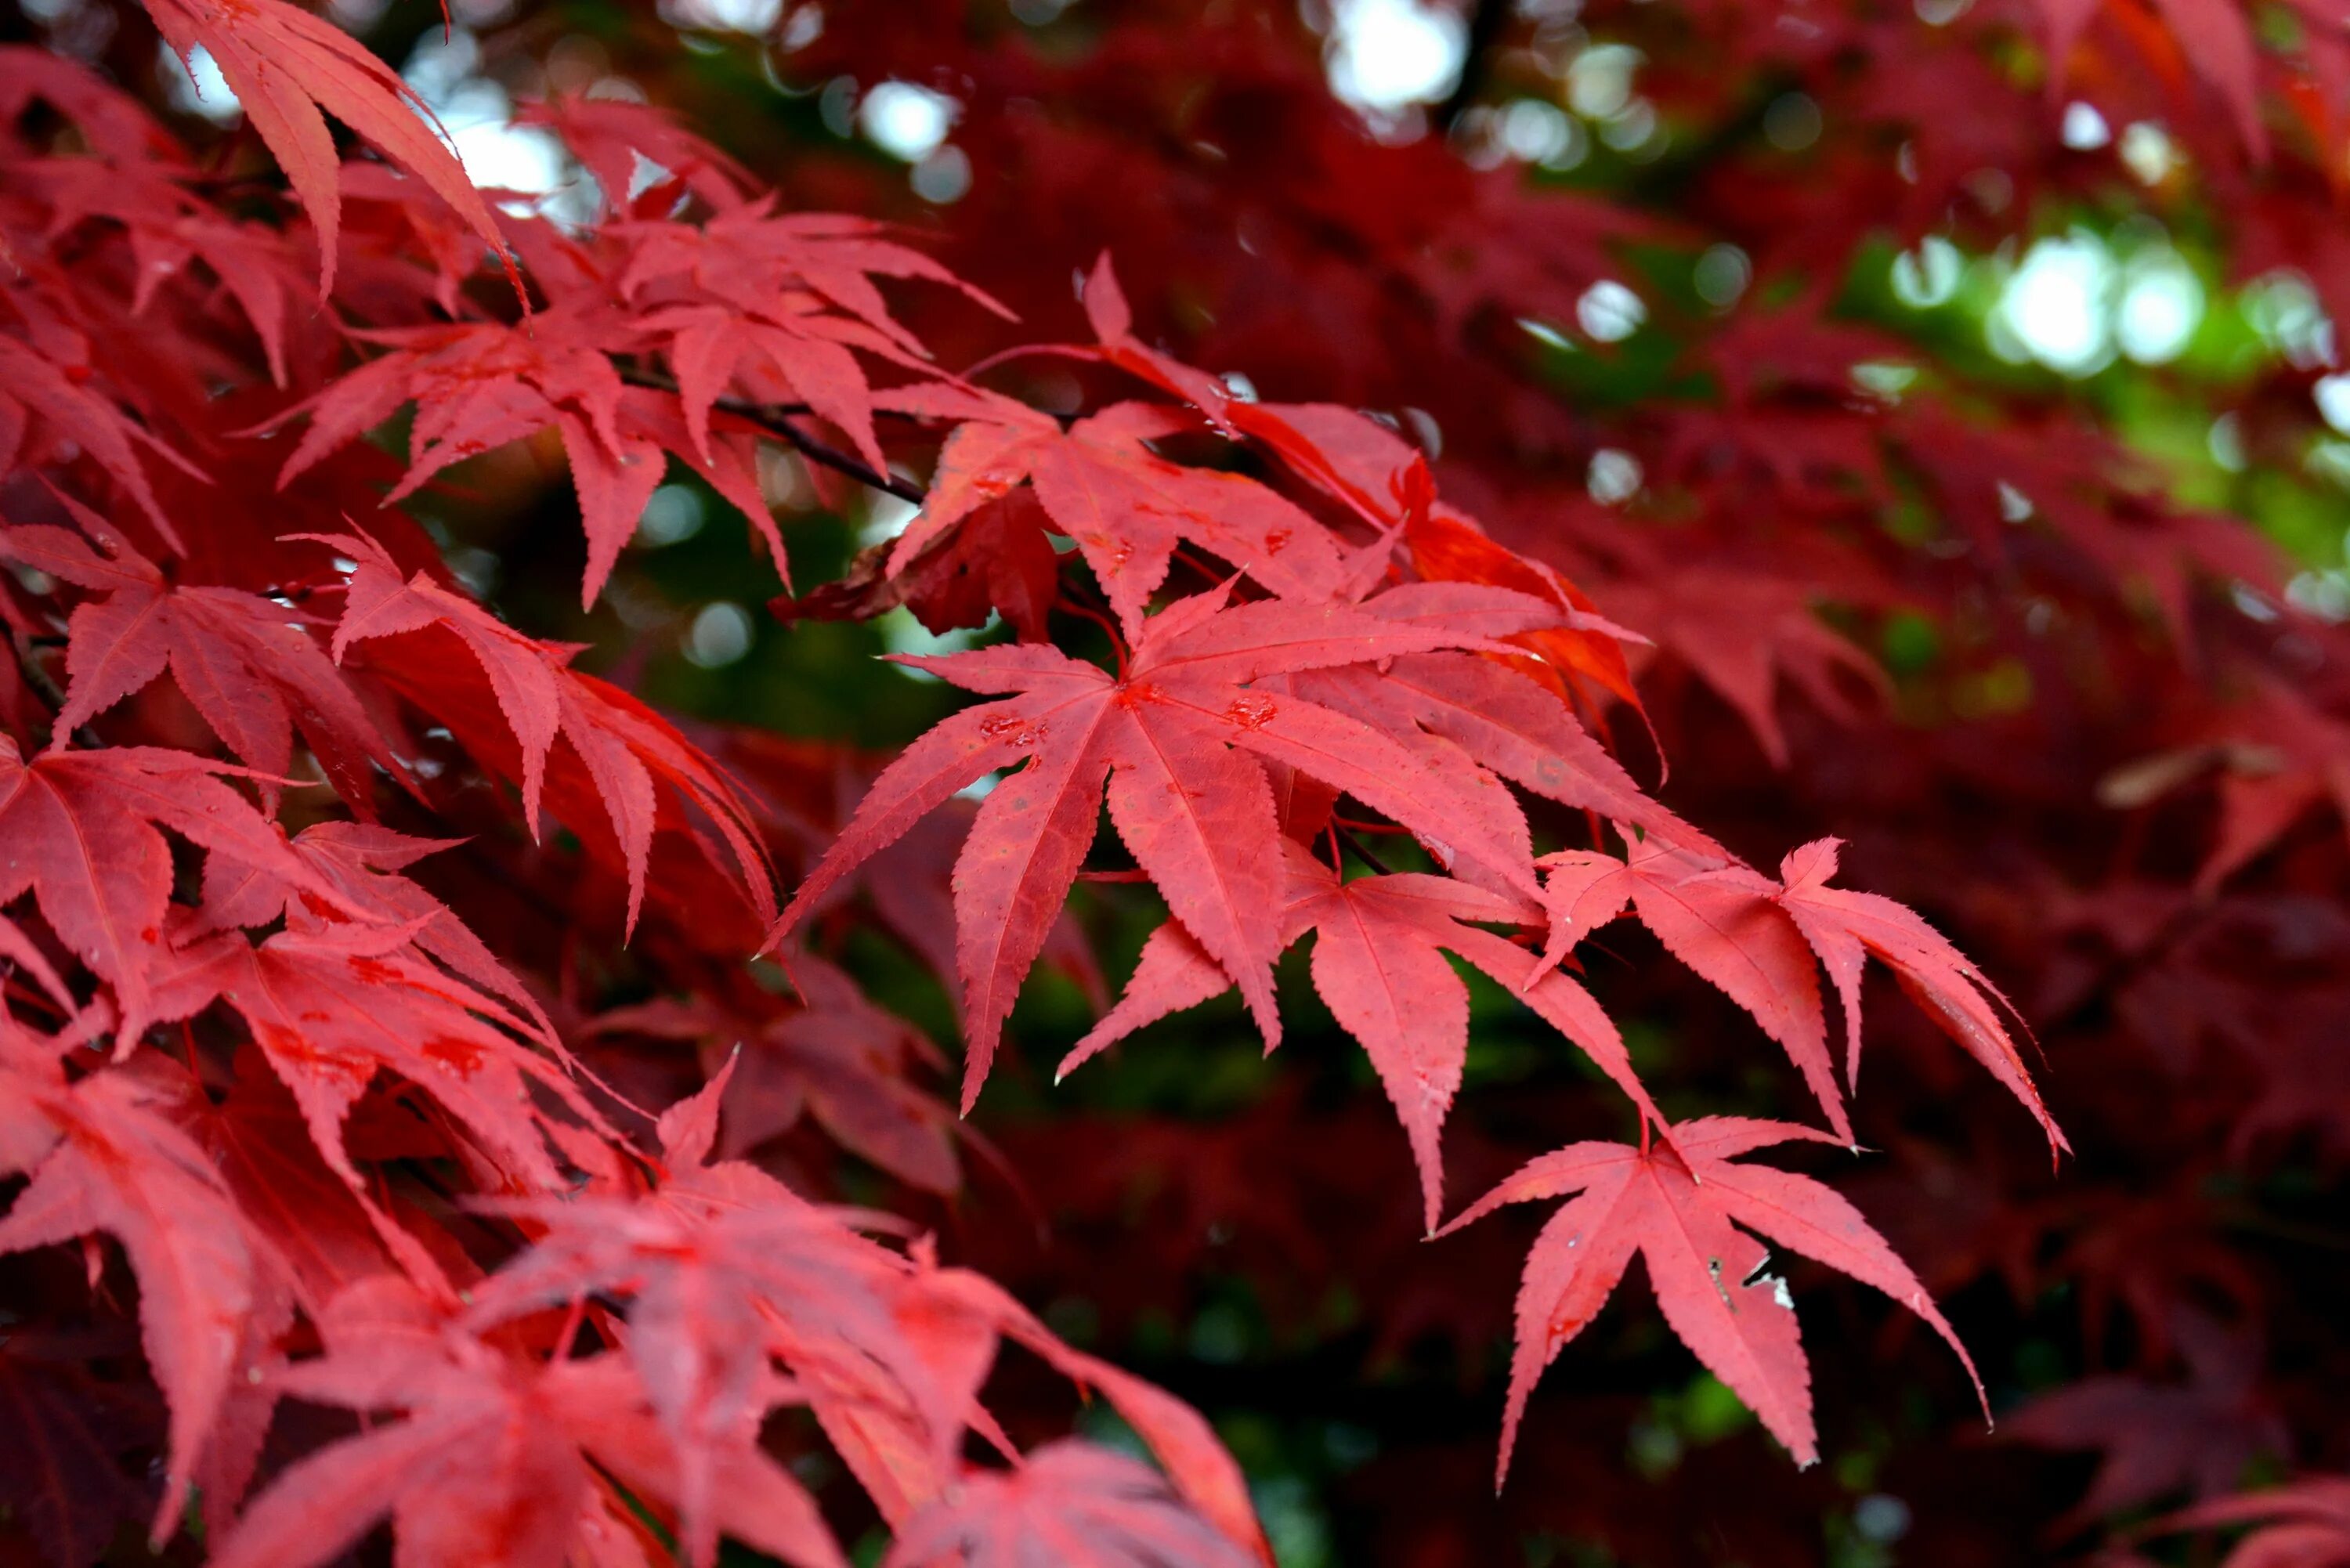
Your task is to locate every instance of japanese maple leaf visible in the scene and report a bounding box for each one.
[2106,680,2350,894]
[1438,1116,1984,1483]
[214,1286,843,1568]
[139,0,514,298]
[465,1065,938,1566]
[1546,837,2058,1151]
[593,953,960,1193]
[34,157,308,385]
[519,96,757,217]
[1070,255,1419,530]
[0,737,354,1046]
[0,521,393,804]
[787,486,1062,645]
[2135,1479,2350,1568]
[1401,505,1650,722]
[267,325,775,606]
[2041,0,2263,156]
[634,299,911,478]
[915,1267,1271,1565]
[148,922,599,1218]
[297,530,774,933]
[768,584,1565,1109]
[1285,649,1717,857]
[887,1441,1258,1568]
[0,335,203,547]
[1062,841,1666,1231]
[1773,840,2061,1150]
[614,202,1009,370]
[199,820,549,1035]
[887,401,1347,637]
[0,1058,258,1539]
[2008,1309,2286,1536]
[1600,569,1886,769]
[1546,839,1850,1143]
[0,1331,154,1568]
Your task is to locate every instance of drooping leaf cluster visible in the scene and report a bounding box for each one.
[1,0,2347,1562]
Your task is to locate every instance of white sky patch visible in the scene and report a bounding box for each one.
[2243,271,2337,369]
[880,606,989,683]
[861,81,956,162]
[1326,0,1465,113]
[858,493,923,550]
[403,28,569,202]
[2114,247,2204,363]
[667,0,783,31]
[1990,233,2114,376]
[637,485,706,547]
[1891,236,1962,309]
[1577,280,1646,342]
[2118,121,2178,184]
[2062,101,2110,150]
[1588,448,1643,504]
[1566,44,1640,120]
[2316,374,2350,435]
[684,602,755,668]
[160,42,240,122]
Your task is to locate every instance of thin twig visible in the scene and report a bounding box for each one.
[620,370,929,505]
[1333,822,1394,876]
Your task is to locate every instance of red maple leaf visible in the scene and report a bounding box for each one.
[887,1440,1259,1568]
[0,518,392,804]
[1438,1115,1984,1482]
[769,584,1569,1107]
[1063,840,1666,1230]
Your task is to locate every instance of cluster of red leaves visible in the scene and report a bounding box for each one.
[727,0,2348,1559]
[3,0,2348,1563]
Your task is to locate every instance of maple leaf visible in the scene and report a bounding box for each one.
[768,585,1567,1109]
[886,401,1348,637]
[0,1057,259,1539]
[519,96,757,217]
[295,530,775,934]
[147,921,602,1238]
[592,955,958,1192]
[1545,837,2059,1151]
[214,1284,844,1568]
[2041,0,2264,156]
[199,819,550,1035]
[0,737,358,1046]
[0,335,204,547]
[1599,570,1887,770]
[265,323,777,605]
[1546,840,1849,1143]
[2132,1478,2350,1568]
[1284,649,1716,857]
[2008,1309,2286,1536]
[0,519,393,804]
[614,202,1011,373]
[786,486,1063,645]
[887,1440,1259,1568]
[139,0,514,299]
[1773,840,2062,1149]
[0,1331,155,1568]
[1401,504,1651,723]
[461,1100,924,1565]
[1062,841,1666,1230]
[1438,1116,1985,1483]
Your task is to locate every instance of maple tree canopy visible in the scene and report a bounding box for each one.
[0,0,2346,1563]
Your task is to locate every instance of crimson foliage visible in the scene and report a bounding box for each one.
[0,0,2345,1564]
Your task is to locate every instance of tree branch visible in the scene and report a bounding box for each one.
[620,371,930,506]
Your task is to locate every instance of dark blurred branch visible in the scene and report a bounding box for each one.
[620,370,929,506]
[1435,0,1510,131]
